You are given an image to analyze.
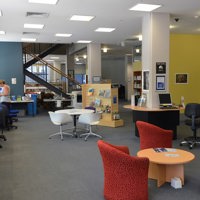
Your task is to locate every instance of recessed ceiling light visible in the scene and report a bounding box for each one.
[28,0,58,5]
[138,35,142,41]
[129,3,161,12]
[0,31,5,35]
[95,28,115,32]
[24,23,44,29]
[77,40,92,43]
[50,56,59,59]
[21,38,37,42]
[70,15,95,22]
[55,33,72,37]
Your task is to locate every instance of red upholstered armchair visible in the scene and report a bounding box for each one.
[97,140,149,200]
[136,121,173,150]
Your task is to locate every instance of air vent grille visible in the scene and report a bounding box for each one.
[26,12,49,18]
[23,32,40,35]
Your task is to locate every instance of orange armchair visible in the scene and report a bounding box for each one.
[136,121,173,150]
[97,140,149,200]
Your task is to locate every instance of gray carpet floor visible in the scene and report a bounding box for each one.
[0,102,200,200]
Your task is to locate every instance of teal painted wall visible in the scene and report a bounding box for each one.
[0,42,24,96]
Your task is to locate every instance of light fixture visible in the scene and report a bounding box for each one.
[136,48,140,53]
[28,0,58,5]
[70,15,95,22]
[83,55,87,59]
[138,35,142,41]
[55,33,72,37]
[75,57,79,61]
[95,28,115,32]
[102,48,108,53]
[50,56,59,59]
[21,38,37,42]
[24,23,44,29]
[0,31,6,35]
[77,40,92,43]
[129,3,161,12]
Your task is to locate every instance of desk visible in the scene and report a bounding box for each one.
[43,99,72,110]
[6,100,35,116]
[56,109,94,137]
[124,105,180,139]
[137,148,195,187]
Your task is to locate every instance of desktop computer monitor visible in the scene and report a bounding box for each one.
[159,93,172,107]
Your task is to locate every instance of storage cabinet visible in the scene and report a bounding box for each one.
[82,84,124,127]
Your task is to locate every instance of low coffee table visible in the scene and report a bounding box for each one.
[137,148,195,187]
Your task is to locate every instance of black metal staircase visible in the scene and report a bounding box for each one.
[23,43,81,97]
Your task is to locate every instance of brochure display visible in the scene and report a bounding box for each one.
[82,84,124,127]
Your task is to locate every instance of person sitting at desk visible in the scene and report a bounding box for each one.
[0,80,10,103]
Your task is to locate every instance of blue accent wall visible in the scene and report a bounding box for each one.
[0,42,24,96]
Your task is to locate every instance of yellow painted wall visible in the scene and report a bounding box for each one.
[170,34,200,105]
[133,61,142,71]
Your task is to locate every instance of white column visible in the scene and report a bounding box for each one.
[87,43,101,83]
[142,12,170,108]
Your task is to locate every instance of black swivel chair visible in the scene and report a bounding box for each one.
[180,103,200,149]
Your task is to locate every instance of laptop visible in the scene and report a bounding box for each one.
[158,93,173,108]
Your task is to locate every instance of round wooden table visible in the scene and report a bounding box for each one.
[137,148,195,187]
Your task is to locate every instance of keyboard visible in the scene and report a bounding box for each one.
[160,106,178,109]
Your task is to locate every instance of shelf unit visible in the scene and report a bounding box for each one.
[82,84,124,127]
[133,71,142,96]
[133,71,142,105]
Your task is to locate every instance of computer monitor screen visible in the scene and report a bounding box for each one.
[159,93,172,106]
[77,94,82,103]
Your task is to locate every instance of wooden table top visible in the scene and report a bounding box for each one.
[123,105,182,112]
[137,148,195,165]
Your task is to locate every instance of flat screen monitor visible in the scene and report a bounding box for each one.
[77,94,82,103]
[158,93,172,107]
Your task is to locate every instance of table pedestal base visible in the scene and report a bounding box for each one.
[149,162,184,187]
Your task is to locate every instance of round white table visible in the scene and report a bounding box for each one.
[56,109,94,137]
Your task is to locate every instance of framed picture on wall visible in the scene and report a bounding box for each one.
[175,73,188,84]
[156,75,165,90]
[143,70,149,91]
[156,62,166,74]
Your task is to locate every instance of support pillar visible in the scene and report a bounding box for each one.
[87,43,101,83]
[142,13,170,108]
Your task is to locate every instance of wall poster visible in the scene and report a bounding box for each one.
[156,75,165,90]
[156,62,166,74]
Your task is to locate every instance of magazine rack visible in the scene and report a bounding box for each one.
[82,84,124,127]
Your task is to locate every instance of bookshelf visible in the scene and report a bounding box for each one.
[133,71,142,105]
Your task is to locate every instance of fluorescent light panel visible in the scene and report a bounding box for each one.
[21,38,37,42]
[55,33,72,37]
[130,3,161,12]
[24,23,44,29]
[77,40,91,43]
[50,56,59,59]
[0,31,5,35]
[28,0,58,4]
[95,28,115,32]
[70,15,94,21]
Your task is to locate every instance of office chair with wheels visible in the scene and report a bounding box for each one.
[97,140,149,200]
[180,103,200,149]
[136,121,173,150]
[48,111,74,140]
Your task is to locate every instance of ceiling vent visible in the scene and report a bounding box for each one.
[26,12,49,18]
[23,32,40,35]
